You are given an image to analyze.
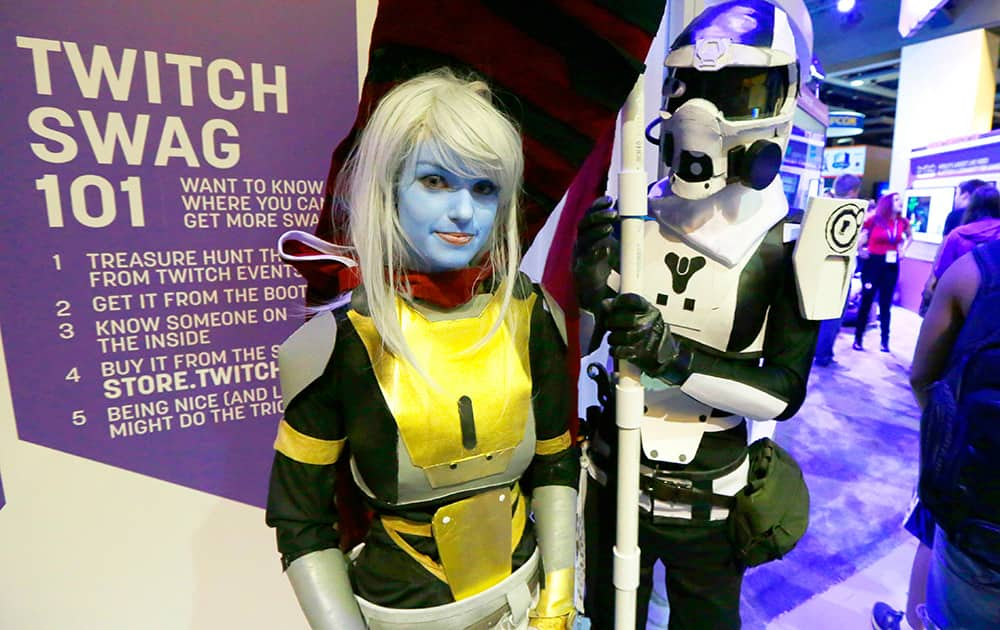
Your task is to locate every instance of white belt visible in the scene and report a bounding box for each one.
[356,549,539,630]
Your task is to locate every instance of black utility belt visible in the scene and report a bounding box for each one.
[640,474,735,509]
[637,447,747,512]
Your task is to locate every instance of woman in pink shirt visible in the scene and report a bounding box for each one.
[854,191,912,352]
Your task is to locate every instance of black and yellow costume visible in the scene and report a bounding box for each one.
[266,273,578,625]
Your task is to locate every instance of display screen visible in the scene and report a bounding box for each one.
[780,172,800,209]
[821,176,836,196]
[904,186,956,244]
[907,196,932,233]
[784,138,808,169]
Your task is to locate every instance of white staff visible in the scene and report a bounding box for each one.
[613,75,646,630]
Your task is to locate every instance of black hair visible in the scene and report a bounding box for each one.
[958,179,988,195]
[962,185,1000,224]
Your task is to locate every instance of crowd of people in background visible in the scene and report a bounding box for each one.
[899,188,1000,630]
[836,176,1000,630]
[815,178,998,363]
[802,175,1000,629]
[920,180,998,315]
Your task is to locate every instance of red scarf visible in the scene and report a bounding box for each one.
[279,237,493,308]
[401,264,494,309]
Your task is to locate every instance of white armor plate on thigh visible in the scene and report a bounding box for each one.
[639,381,743,464]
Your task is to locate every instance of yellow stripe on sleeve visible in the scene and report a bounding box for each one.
[535,430,571,456]
[274,419,345,465]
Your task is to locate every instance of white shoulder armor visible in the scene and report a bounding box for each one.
[278,310,338,405]
[792,196,866,320]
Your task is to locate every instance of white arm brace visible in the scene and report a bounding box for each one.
[680,373,787,420]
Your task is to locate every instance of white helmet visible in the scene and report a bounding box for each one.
[657,0,804,200]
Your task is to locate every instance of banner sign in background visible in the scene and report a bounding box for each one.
[0,1,358,507]
[910,140,1000,182]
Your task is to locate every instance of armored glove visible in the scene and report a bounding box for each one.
[601,293,688,381]
[572,196,619,313]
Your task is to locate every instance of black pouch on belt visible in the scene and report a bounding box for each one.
[727,437,810,568]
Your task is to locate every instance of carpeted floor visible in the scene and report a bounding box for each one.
[740,307,924,626]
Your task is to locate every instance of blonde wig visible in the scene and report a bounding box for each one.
[338,69,524,374]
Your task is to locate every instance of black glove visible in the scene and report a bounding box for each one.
[573,196,619,313]
[601,293,682,377]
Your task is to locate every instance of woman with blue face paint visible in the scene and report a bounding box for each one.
[266,70,579,630]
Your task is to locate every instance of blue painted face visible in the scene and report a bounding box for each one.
[397,144,500,272]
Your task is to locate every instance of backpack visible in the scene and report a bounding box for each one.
[919,241,1000,571]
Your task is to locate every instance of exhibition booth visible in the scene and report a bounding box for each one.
[897,130,1000,310]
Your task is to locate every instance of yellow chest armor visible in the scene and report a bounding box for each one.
[348,292,535,488]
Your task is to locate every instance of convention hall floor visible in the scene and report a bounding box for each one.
[769,536,918,628]
[769,306,922,629]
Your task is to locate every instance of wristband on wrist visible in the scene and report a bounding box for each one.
[657,345,693,386]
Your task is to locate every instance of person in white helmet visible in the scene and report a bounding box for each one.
[574,2,855,627]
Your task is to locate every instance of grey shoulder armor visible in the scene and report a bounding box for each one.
[278,310,338,405]
[792,196,866,320]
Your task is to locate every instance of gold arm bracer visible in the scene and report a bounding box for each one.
[535,430,572,456]
[274,419,344,465]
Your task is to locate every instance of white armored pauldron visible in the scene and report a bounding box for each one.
[792,196,866,320]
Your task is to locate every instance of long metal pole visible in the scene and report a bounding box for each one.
[613,75,646,630]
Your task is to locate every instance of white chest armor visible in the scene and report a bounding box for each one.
[640,220,768,354]
[633,181,787,464]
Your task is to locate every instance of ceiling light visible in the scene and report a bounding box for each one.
[837,0,857,13]
[849,79,865,87]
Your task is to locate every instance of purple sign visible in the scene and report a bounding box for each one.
[0,1,358,507]
[910,133,1000,182]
